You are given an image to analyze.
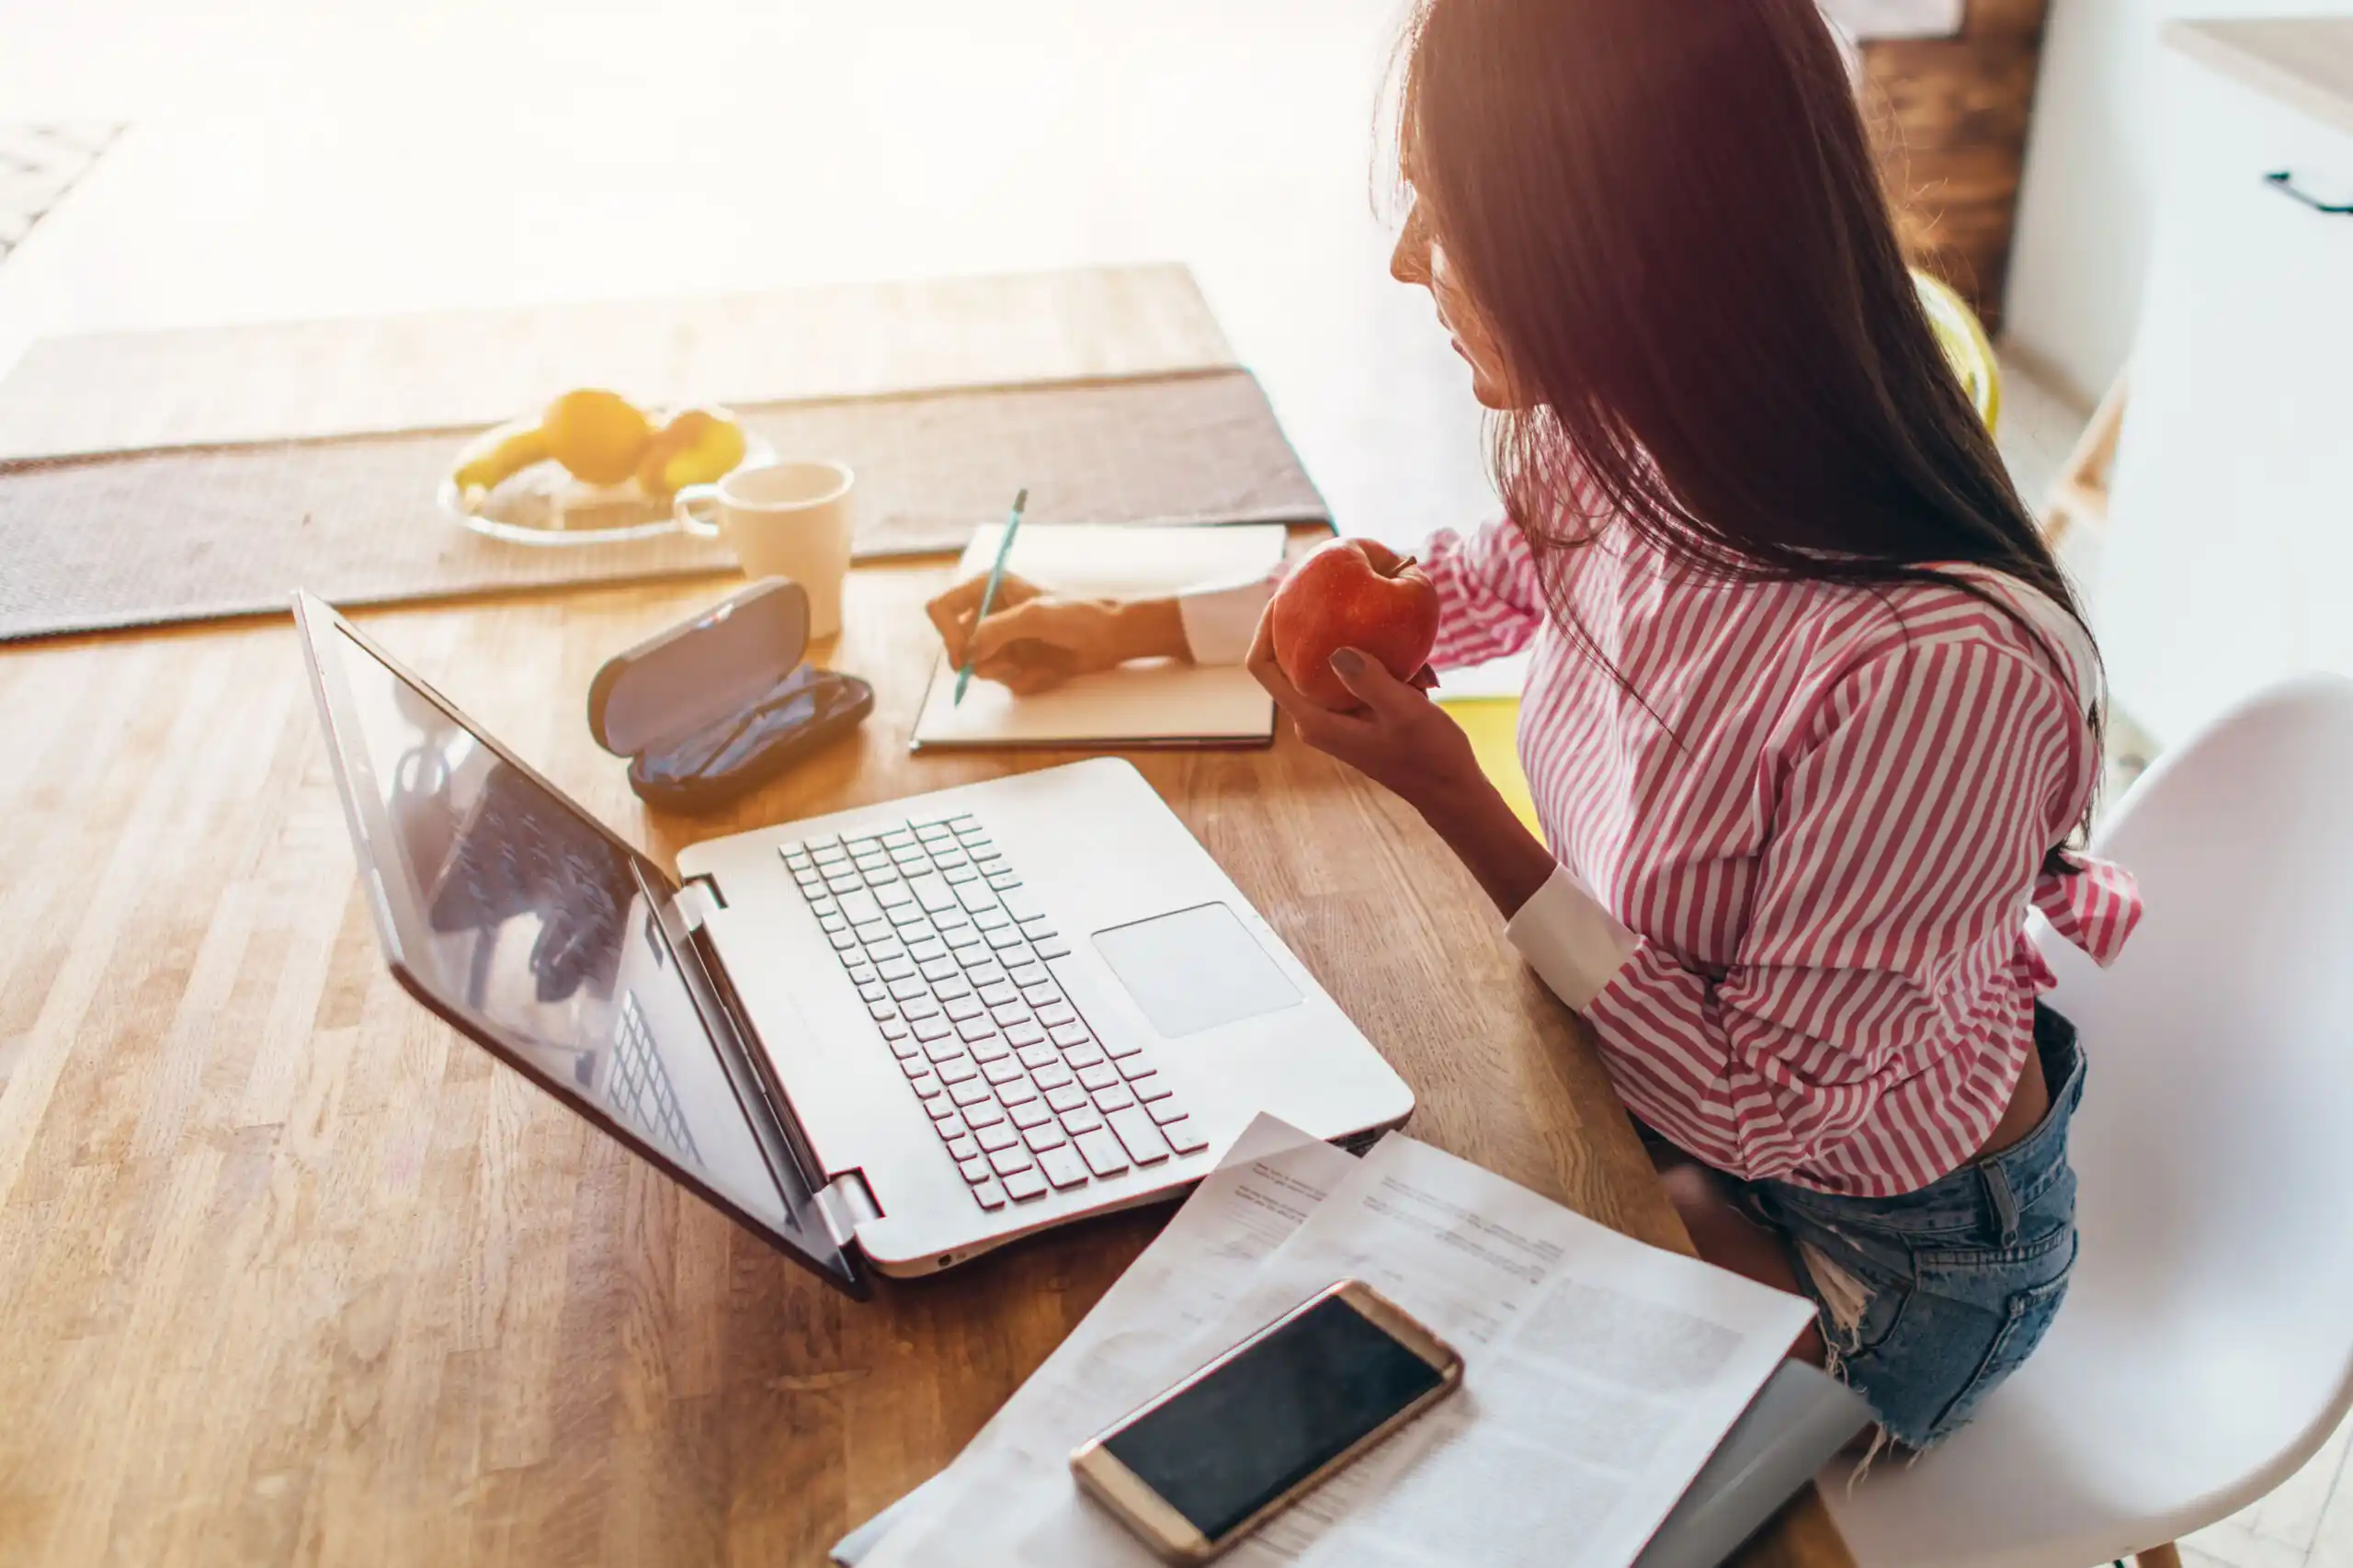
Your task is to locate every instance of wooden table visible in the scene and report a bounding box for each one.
[0,562,1857,1568]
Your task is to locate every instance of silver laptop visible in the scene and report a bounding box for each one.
[296,593,1414,1296]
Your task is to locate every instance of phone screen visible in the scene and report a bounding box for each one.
[1101,1294,1448,1541]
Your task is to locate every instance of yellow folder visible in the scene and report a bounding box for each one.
[1435,695,1544,844]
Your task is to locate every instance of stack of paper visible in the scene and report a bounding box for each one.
[910,522,1285,751]
[850,1117,1847,1568]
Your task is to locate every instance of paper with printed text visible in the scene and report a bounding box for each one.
[860,1115,1358,1566]
[867,1123,1813,1568]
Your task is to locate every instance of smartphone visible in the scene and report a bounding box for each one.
[1070,1281,1463,1563]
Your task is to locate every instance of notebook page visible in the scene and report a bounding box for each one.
[910,522,1283,748]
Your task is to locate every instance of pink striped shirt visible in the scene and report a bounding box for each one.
[1184,518,2141,1197]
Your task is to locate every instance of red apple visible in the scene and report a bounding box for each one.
[1268,538,1442,710]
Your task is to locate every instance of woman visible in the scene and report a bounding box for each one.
[926,0,2138,1450]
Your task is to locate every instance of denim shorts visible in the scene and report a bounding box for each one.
[1728,1005,2086,1450]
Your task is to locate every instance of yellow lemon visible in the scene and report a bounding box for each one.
[541,389,654,486]
[634,407,749,494]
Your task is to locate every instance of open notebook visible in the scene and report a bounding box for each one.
[910,522,1286,751]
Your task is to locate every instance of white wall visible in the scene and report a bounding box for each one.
[2005,0,2351,405]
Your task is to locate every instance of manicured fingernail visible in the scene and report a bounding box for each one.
[1329,648,1365,677]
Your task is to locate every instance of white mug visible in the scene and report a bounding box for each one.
[675,460,858,639]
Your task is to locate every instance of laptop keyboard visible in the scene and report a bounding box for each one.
[779,812,1207,1210]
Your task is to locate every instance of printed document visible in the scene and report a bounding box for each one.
[867,1122,1813,1568]
[861,1116,1358,1566]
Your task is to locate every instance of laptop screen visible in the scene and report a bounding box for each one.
[306,611,863,1293]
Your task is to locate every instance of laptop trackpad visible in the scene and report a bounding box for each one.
[1091,903,1303,1039]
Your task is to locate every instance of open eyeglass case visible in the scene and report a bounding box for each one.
[587,577,873,813]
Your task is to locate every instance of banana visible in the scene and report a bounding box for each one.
[452,425,551,494]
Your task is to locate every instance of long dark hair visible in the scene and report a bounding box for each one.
[1395,0,2101,858]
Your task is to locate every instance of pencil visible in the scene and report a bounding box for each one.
[954,487,1029,707]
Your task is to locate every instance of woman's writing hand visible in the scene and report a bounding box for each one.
[924,574,1189,697]
[1245,614,1476,817]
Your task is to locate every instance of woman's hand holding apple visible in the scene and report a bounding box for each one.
[1250,538,1473,812]
[1246,537,1559,921]
[1248,614,1482,818]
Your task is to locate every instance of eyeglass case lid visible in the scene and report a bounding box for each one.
[587,577,811,760]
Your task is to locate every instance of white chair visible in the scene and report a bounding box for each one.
[1824,674,2353,1568]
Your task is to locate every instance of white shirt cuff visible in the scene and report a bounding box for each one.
[1506,865,1642,1010]
[1176,576,1278,667]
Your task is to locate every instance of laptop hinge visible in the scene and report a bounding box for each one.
[815,1172,881,1244]
[670,875,723,933]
